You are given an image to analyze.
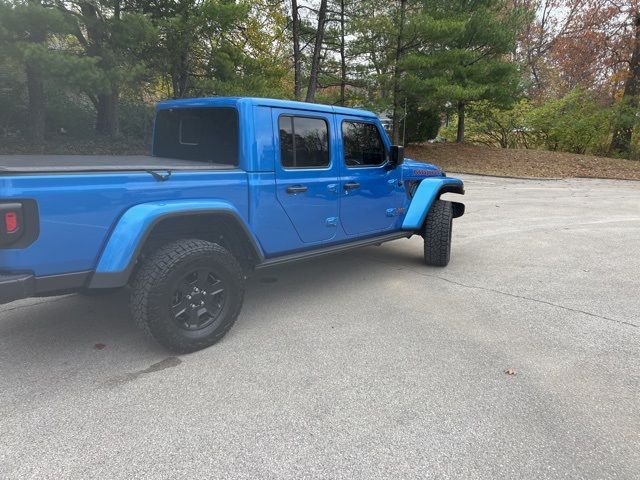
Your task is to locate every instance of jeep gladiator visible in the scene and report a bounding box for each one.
[0,97,464,352]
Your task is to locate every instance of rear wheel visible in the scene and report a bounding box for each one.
[130,239,244,353]
[423,199,453,267]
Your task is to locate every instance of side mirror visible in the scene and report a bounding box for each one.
[389,145,404,168]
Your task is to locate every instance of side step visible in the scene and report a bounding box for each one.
[257,232,411,269]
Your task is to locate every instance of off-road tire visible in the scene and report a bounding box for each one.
[423,199,453,267]
[130,239,244,353]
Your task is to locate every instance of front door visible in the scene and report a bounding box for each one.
[338,117,401,236]
[273,110,340,244]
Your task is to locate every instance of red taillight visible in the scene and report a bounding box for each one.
[5,212,18,233]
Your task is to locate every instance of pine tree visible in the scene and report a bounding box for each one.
[0,0,101,142]
[59,0,156,136]
[404,0,523,142]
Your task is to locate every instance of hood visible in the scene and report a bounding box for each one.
[400,157,445,181]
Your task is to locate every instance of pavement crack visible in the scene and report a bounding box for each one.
[359,255,639,329]
[430,275,638,329]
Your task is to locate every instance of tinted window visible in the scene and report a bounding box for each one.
[279,116,295,167]
[279,116,329,168]
[342,121,386,167]
[179,116,201,145]
[154,107,238,165]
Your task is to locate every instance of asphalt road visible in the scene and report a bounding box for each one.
[1,175,639,480]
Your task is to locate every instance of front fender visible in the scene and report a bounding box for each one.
[89,199,261,288]
[402,177,464,230]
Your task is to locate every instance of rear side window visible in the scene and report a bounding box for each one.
[279,116,329,168]
[154,107,239,165]
[342,121,386,167]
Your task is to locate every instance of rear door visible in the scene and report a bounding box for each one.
[273,109,340,243]
[337,116,401,235]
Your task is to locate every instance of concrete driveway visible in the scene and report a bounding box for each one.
[1,175,638,479]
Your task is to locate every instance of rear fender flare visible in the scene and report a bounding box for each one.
[89,200,263,288]
[401,178,465,230]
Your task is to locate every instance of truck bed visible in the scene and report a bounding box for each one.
[0,155,234,173]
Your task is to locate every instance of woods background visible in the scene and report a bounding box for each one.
[1,0,640,160]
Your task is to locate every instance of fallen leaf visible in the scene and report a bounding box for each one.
[504,368,517,376]
[94,343,106,350]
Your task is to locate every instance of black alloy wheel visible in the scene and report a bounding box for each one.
[130,239,244,353]
[171,268,227,331]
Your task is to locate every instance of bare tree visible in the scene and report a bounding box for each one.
[339,0,346,105]
[391,0,406,144]
[306,0,328,102]
[514,0,588,95]
[610,1,640,155]
[26,0,46,144]
[292,0,302,100]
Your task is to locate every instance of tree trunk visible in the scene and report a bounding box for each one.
[456,101,465,143]
[25,59,45,145]
[25,0,46,144]
[610,12,640,157]
[391,0,406,144]
[171,46,191,98]
[292,0,302,101]
[80,1,120,136]
[305,0,328,103]
[96,89,119,136]
[339,0,346,106]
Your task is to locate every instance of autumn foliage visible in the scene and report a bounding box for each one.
[1,0,640,159]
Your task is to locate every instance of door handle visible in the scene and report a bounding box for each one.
[343,182,360,190]
[286,185,308,194]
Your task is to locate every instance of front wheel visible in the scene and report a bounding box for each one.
[130,239,244,353]
[423,199,453,267]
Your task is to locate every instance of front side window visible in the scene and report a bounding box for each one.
[342,121,386,167]
[279,116,329,169]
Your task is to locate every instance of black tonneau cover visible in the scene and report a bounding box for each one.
[0,155,234,173]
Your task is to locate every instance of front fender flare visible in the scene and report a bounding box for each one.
[402,177,465,230]
[89,200,263,288]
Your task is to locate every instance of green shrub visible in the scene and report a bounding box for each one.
[0,59,27,138]
[527,89,613,155]
[404,107,441,144]
[442,91,615,156]
[44,87,95,138]
[119,97,154,141]
[463,100,535,149]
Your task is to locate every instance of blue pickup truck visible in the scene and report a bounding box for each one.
[0,97,464,352]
